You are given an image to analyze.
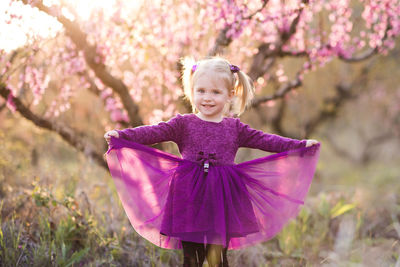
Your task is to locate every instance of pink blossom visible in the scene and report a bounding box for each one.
[0,0,399,123]
[6,90,16,113]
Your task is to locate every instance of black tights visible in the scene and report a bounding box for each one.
[181,240,229,267]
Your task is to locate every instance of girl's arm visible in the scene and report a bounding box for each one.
[116,114,182,145]
[237,119,307,153]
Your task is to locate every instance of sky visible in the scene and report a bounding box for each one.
[0,0,142,52]
[0,1,62,52]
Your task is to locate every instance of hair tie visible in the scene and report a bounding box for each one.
[230,64,240,73]
[191,64,198,73]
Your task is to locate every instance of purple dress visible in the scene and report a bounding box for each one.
[105,113,320,250]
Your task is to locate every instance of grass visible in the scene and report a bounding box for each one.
[0,177,186,266]
[1,180,399,266]
[0,126,399,266]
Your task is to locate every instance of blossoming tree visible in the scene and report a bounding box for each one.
[0,0,399,167]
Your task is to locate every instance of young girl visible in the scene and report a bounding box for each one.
[104,56,320,267]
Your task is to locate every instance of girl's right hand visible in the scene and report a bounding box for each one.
[104,130,119,145]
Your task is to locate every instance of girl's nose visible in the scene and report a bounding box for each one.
[203,93,212,100]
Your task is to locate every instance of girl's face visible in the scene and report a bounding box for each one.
[193,72,232,121]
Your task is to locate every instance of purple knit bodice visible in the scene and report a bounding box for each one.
[116,113,307,165]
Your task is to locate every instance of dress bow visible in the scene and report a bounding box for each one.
[196,151,217,173]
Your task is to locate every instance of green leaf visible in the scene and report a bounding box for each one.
[65,247,89,267]
[330,203,356,219]
[61,242,67,260]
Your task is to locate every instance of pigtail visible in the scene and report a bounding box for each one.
[180,56,197,113]
[233,70,255,115]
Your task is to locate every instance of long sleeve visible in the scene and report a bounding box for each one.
[237,119,306,153]
[116,114,182,145]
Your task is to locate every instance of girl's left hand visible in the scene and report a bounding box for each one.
[306,139,319,147]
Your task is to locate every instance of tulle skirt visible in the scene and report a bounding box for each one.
[105,136,320,250]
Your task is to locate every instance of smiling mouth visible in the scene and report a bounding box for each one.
[202,104,215,107]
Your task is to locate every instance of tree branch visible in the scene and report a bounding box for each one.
[248,0,308,81]
[0,102,6,113]
[324,129,394,165]
[339,19,392,63]
[208,0,270,56]
[339,47,378,63]
[20,0,143,127]
[0,84,107,169]
[251,73,303,106]
[324,132,358,163]
[304,59,374,137]
[304,84,355,136]
[242,0,269,20]
[359,132,393,164]
[270,98,287,136]
[208,27,233,56]
[77,70,129,128]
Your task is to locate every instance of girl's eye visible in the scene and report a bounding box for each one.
[213,90,221,94]
[196,89,205,93]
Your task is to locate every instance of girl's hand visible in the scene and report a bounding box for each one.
[306,139,319,147]
[104,130,119,145]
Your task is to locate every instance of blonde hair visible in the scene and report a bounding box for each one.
[181,56,255,116]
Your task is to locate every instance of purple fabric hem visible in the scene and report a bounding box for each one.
[236,143,320,167]
[105,135,321,250]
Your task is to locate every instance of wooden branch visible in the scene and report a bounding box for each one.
[0,84,108,169]
[325,130,394,165]
[247,1,392,94]
[20,0,143,127]
[324,133,358,163]
[273,19,393,62]
[277,50,308,58]
[304,84,355,136]
[339,19,392,63]
[77,70,129,128]
[248,8,391,138]
[251,56,373,139]
[248,0,307,81]
[0,102,6,112]
[338,47,378,63]
[243,0,269,20]
[208,0,270,56]
[208,27,232,56]
[304,59,374,137]
[280,1,306,43]
[77,71,101,97]
[270,98,287,136]
[248,44,275,80]
[359,132,393,164]
[300,59,396,164]
[251,73,303,107]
